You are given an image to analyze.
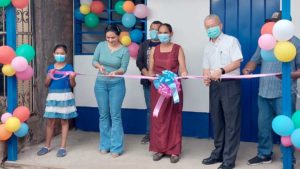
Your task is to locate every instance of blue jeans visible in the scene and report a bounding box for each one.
[143,85,151,135]
[94,78,125,154]
[257,95,296,158]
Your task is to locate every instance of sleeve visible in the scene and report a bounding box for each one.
[250,46,262,65]
[230,37,243,62]
[92,42,102,67]
[293,37,300,69]
[67,64,74,72]
[136,42,145,71]
[120,47,130,73]
[202,47,209,69]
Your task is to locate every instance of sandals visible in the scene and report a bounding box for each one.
[37,147,50,156]
[170,155,180,163]
[153,152,165,161]
[111,153,120,158]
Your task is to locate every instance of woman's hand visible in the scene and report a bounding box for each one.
[108,71,116,78]
[98,65,107,74]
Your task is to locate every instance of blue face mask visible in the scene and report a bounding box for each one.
[158,34,170,43]
[207,26,221,39]
[54,55,66,62]
[149,30,158,40]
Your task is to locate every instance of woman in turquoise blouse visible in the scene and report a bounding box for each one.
[92,24,130,157]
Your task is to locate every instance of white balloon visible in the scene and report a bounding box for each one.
[80,0,92,5]
[272,19,295,41]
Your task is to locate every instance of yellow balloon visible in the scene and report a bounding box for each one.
[5,117,21,132]
[2,64,16,76]
[119,31,129,41]
[274,41,297,62]
[80,4,90,15]
[121,36,131,46]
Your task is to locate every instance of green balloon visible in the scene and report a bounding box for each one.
[114,1,125,15]
[16,44,35,62]
[0,0,11,7]
[292,110,300,129]
[84,13,99,28]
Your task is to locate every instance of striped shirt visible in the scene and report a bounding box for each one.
[250,36,300,98]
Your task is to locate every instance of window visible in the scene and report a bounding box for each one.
[74,0,147,55]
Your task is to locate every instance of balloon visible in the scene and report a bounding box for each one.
[90,1,105,14]
[114,1,125,15]
[130,29,143,43]
[261,22,275,35]
[13,106,30,122]
[273,19,295,41]
[258,34,276,50]
[84,13,99,28]
[128,42,139,59]
[119,31,129,41]
[1,112,12,123]
[0,124,12,141]
[74,8,85,22]
[80,4,90,15]
[0,0,11,7]
[291,129,300,148]
[2,64,16,76]
[11,57,28,72]
[12,0,29,9]
[16,65,33,80]
[123,1,135,13]
[0,46,16,64]
[260,49,277,62]
[274,41,296,62]
[134,4,149,19]
[5,117,21,132]
[122,13,136,28]
[16,44,35,62]
[14,123,29,137]
[272,115,294,136]
[120,36,131,46]
[80,0,92,5]
[292,110,300,129]
[281,136,292,147]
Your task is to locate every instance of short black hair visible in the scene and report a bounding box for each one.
[53,44,67,53]
[159,23,173,33]
[105,24,121,36]
[151,20,162,25]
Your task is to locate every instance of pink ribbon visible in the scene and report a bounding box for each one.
[48,70,79,80]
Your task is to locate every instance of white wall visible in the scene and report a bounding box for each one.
[74,0,210,112]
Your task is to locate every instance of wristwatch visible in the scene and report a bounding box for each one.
[220,68,225,74]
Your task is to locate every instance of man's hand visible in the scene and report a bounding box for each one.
[210,69,222,81]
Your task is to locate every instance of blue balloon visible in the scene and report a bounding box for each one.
[291,129,300,148]
[122,13,136,28]
[74,8,85,22]
[272,115,294,136]
[261,49,277,62]
[14,123,29,138]
[130,29,143,43]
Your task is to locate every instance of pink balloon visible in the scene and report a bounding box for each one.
[128,42,140,59]
[16,65,33,80]
[281,136,292,147]
[258,34,276,50]
[11,57,28,72]
[134,4,149,19]
[1,113,12,123]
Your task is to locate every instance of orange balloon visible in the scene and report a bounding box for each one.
[0,46,16,64]
[119,31,129,41]
[0,124,12,141]
[12,0,29,9]
[13,106,30,122]
[261,22,275,35]
[123,1,135,13]
[90,1,105,14]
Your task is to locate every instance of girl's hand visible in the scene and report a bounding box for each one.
[180,72,188,79]
[69,72,76,79]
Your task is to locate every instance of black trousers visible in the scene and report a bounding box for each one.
[209,80,241,166]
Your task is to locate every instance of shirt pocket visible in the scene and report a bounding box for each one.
[220,49,230,66]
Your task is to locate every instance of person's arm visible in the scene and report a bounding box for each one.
[45,67,53,87]
[136,42,149,76]
[92,42,106,74]
[178,47,188,77]
[242,47,261,75]
[203,69,211,86]
[109,48,130,76]
[69,65,76,88]
[148,48,155,77]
